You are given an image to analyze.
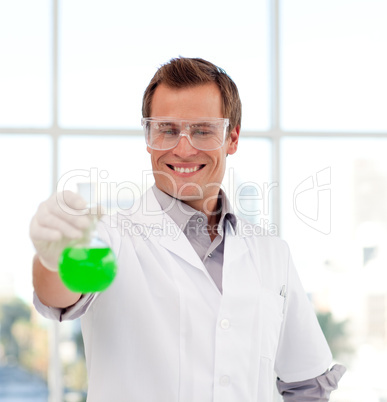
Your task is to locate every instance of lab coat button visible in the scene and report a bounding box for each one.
[197,217,204,224]
[220,375,231,386]
[208,253,213,258]
[220,319,230,329]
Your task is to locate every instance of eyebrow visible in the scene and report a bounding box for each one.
[157,121,175,126]
[155,120,221,128]
[191,122,218,127]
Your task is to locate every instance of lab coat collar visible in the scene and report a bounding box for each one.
[124,189,205,271]
[151,184,238,235]
[123,188,249,275]
[126,187,241,235]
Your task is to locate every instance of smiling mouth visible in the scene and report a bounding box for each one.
[166,164,205,174]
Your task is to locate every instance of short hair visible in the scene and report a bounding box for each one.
[142,57,242,132]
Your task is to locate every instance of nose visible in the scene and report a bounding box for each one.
[172,133,198,157]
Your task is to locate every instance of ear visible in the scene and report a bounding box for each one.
[226,125,240,155]
[147,146,151,154]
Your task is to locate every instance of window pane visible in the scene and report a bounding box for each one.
[59,135,153,213]
[281,138,387,400]
[58,0,269,131]
[0,134,51,399]
[0,1,51,127]
[281,0,387,132]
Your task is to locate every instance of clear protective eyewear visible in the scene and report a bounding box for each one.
[141,117,230,151]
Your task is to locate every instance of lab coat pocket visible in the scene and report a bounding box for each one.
[260,288,285,361]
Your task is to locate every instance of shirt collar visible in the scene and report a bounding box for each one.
[152,185,237,232]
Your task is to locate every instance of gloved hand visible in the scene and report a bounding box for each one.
[29,191,91,272]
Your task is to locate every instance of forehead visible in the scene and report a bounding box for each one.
[151,83,223,119]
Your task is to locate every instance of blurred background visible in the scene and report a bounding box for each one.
[0,0,386,400]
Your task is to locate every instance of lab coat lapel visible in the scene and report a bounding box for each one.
[222,218,260,316]
[130,188,206,271]
[158,232,205,271]
[223,219,263,290]
[223,221,249,264]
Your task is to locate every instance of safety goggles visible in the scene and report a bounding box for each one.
[141,117,230,151]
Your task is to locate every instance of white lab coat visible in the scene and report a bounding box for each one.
[78,189,332,402]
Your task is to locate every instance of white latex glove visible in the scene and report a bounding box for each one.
[29,191,91,272]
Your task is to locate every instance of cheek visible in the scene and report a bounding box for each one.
[148,150,164,167]
[207,153,227,180]
[215,150,228,169]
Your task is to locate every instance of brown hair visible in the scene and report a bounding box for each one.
[142,57,242,131]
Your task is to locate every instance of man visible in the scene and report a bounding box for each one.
[31,57,345,401]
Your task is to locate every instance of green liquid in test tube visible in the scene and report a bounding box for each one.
[58,183,117,293]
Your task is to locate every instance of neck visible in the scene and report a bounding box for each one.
[153,184,223,241]
[182,193,222,241]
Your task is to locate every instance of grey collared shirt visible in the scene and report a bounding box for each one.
[152,185,237,294]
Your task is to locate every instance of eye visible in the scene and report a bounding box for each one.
[193,129,211,136]
[161,128,179,136]
[157,124,179,136]
[192,124,216,136]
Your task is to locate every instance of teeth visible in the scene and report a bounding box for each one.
[173,165,201,173]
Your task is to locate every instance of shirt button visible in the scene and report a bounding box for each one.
[220,375,231,386]
[197,217,204,223]
[220,319,230,330]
